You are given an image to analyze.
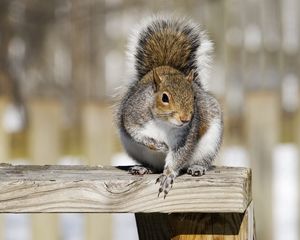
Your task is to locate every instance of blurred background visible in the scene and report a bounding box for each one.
[0,0,299,239]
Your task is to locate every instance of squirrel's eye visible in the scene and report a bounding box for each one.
[162,93,169,103]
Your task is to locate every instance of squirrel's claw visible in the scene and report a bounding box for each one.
[158,187,163,197]
[155,177,160,184]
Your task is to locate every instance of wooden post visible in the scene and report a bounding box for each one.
[223,0,245,147]
[0,98,9,163]
[0,216,3,240]
[135,202,254,240]
[81,101,115,166]
[245,91,279,240]
[28,99,62,240]
[31,215,58,240]
[297,109,300,150]
[28,99,61,165]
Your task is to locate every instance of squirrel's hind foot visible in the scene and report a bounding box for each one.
[129,165,153,175]
[187,165,206,176]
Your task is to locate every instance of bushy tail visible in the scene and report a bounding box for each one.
[126,15,213,88]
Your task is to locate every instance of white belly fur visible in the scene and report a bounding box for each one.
[140,120,186,147]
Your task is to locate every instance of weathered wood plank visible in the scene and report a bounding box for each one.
[0,165,251,213]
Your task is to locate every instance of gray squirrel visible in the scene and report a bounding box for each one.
[115,15,223,198]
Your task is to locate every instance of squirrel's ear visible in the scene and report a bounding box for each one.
[186,70,195,83]
[153,69,162,91]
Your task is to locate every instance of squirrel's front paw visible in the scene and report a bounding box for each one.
[156,172,175,198]
[147,138,168,152]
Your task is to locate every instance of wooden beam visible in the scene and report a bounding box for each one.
[0,165,251,213]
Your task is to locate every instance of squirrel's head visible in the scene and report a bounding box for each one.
[152,68,195,127]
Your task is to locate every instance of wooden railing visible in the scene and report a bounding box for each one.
[0,164,254,239]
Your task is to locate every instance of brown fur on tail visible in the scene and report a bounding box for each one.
[127,15,213,89]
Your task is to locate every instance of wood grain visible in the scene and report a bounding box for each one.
[0,165,251,213]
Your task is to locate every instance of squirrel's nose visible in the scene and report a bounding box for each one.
[180,115,191,123]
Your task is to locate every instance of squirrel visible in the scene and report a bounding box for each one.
[115,15,223,198]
